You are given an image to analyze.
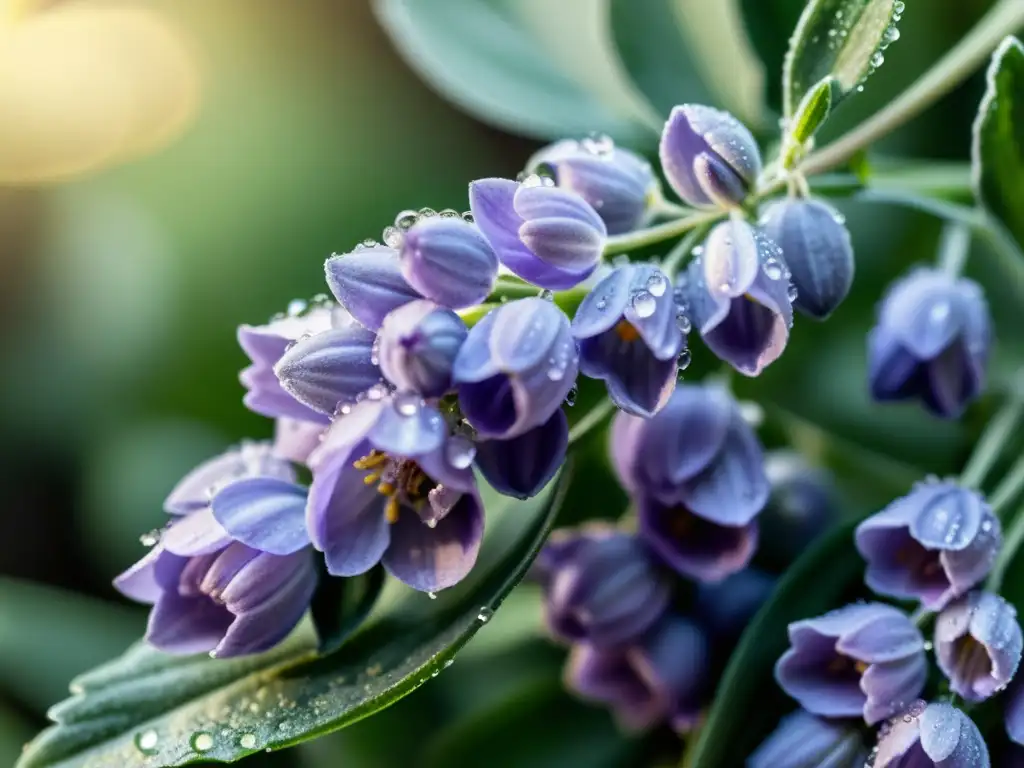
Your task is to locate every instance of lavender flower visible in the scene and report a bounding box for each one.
[304,395,482,592]
[273,418,326,466]
[855,481,1000,610]
[527,138,656,235]
[572,264,685,416]
[659,104,761,209]
[759,451,838,566]
[759,197,855,320]
[469,177,606,290]
[115,448,316,658]
[934,591,1022,702]
[273,325,382,416]
[377,299,468,397]
[694,567,774,641]
[474,410,567,499]
[325,246,423,331]
[775,603,927,725]
[399,217,499,308]
[238,305,346,423]
[536,525,670,648]
[874,701,989,768]
[453,297,577,439]
[868,267,991,419]
[564,615,707,733]
[683,218,793,376]
[748,710,867,768]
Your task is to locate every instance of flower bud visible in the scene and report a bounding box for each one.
[453,297,578,439]
[759,197,854,319]
[470,177,606,290]
[527,138,656,234]
[659,104,761,209]
[868,267,991,418]
[474,410,567,499]
[325,246,422,331]
[683,218,793,376]
[935,591,1022,702]
[399,217,499,308]
[874,702,989,768]
[273,325,382,416]
[377,299,467,397]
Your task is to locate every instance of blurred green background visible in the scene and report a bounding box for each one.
[0,0,1019,765]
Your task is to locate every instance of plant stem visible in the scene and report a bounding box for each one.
[604,210,723,256]
[800,0,1024,177]
[567,398,617,446]
[937,223,971,277]
[662,225,712,278]
[989,503,1024,591]
[960,392,1024,489]
[990,453,1024,513]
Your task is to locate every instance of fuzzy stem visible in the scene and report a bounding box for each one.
[604,210,724,256]
[990,453,1024,513]
[937,223,971,277]
[960,392,1024,489]
[567,398,617,446]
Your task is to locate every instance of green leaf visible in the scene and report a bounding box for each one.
[19,474,570,768]
[789,76,835,145]
[372,0,656,145]
[310,565,385,655]
[783,0,903,117]
[609,0,764,126]
[682,520,867,767]
[973,36,1024,255]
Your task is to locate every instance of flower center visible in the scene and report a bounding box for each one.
[353,450,432,523]
[827,655,869,676]
[614,319,640,343]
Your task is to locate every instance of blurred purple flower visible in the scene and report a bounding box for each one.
[868,268,991,419]
[377,299,468,397]
[855,481,1000,610]
[748,709,867,768]
[759,451,838,567]
[683,218,793,376]
[453,297,577,439]
[695,567,774,641]
[537,524,670,649]
[934,591,1022,702]
[1007,678,1024,746]
[775,602,927,725]
[564,615,707,733]
[527,138,656,234]
[659,104,761,209]
[399,217,498,308]
[572,263,685,416]
[302,395,483,592]
[470,177,606,290]
[474,410,567,499]
[874,701,989,768]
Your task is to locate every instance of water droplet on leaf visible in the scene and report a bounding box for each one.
[191,732,214,753]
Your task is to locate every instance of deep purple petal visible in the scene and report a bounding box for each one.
[211,478,310,556]
[630,616,708,733]
[274,326,381,416]
[579,331,678,416]
[564,645,664,731]
[382,491,484,591]
[451,307,501,384]
[489,297,570,374]
[400,218,498,308]
[324,247,422,331]
[161,508,234,557]
[377,300,467,397]
[145,591,233,655]
[475,409,567,499]
[861,654,929,724]
[114,547,187,604]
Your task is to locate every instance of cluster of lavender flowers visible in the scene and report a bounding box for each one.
[535,384,836,732]
[752,476,1024,767]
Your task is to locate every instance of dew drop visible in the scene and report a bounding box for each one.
[631,290,657,318]
[428,591,437,600]
[884,26,900,44]
[191,732,214,753]
[418,207,438,218]
[894,0,905,12]
[929,301,950,323]
[762,258,784,280]
[520,173,544,188]
[871,51,885,68]
[477,607,493,622]
[382,225,403,248]
[676,349,692,375]
[360,238,379,250]
[439,208,460,219]
[595,297,608,311]
[581,133,614,157]
[240,733,257,750]
[445,435,476,469]
[394,392,421,416]
[787,283,799,302]
[564,386,578,407]
[676,312,691,334]
[462,210,475,223]
[287,298,307,317]
[395,210,419,230]
[646,272,668,297]
[538,289,554,301]
[135,730,159,755]
[139,529,161,547]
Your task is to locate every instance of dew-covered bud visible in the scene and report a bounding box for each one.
[453,297,578,439]
[855,481,1000,611]
[572,264,684,416]
[759,451,838,568]
[759,197,854,320]
[659,104,761,209]
[748,710,868,768]
[537,524,670,648]
[868,267,991,419]
[683,218,793,376]
[935,591,1022,702]
[474,410,567,499]
[273,325,382,416]
[377,299,467,397]
[325,246,422,331]
[399,217,499,308]
[775,602,927,724]
[470,177,606,290]
[874,701,989,768]
[527,138,657,235]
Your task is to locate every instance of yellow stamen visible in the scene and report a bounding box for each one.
[854,661,869,674]
[406,471,426,497]
[353,451,389,470]
[377,482,395,496]
[362,472,382,486]
[385,496,400,524]
[614,319,640,343]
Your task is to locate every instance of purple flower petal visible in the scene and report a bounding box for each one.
[475,410,567,499]
[114,547,187,604]
[164,443,295,515]
[400,218,498,309]
[145,591,233,655]
[273,418,326,465]
[325,246,422,331]
[274,326,381,416]
[211,478,310,556]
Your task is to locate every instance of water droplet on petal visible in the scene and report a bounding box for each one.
[646,272,667,297]
[395,210,419,230]
[382,225,403,248]
[418,207,438,218]
[287,299,307,317]
[676,349,692,376]
[394,392,421,416]
[631,290,656,318]
[445,435,476,469]
[461,210,475,224]
[762,258,783,280]
[787,283,799,302]
[538,289,554,301]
